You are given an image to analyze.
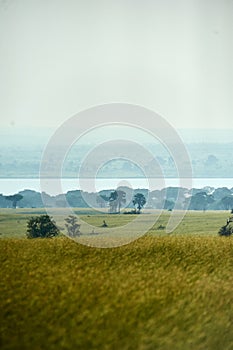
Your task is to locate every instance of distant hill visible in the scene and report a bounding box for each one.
[0,127,233,178]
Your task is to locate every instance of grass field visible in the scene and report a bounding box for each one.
[0,208,230,239]
[0,210,233,349]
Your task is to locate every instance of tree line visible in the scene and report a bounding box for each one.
[0,186,233,211]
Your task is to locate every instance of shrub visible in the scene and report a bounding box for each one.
[123,210,137,215]
[218,223,233,236]
[101,220,108,227]
[26,215,60,239]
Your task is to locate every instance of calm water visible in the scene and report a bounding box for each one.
[0,178,232,195]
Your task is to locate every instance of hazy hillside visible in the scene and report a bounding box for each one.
[0,128,233,178]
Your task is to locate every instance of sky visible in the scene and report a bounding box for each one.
[0,0,233,130]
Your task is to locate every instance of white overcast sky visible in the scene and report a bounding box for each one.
[0,0,232,129]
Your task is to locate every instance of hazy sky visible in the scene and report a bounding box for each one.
[0,0,232,129]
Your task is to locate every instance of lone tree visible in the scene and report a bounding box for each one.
[5,194,23,209]
[65,215,81,237]
[26,215,59,238]
[116,190,126,212]
[133,193,146,213]
[109,190,126,213]
[109,191,118,213]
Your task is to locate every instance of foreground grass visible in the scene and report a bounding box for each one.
[0,236,233,350]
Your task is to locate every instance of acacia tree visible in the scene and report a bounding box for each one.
[65,215,81,237]
[109,191,118,213]
[116,190,126,212]
[109,190,126,213]
[5,194,23,209]
[133,193,146,213]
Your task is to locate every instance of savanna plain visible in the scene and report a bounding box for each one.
[0,209,233,350]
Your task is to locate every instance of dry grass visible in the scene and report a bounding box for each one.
[0,233,233,349]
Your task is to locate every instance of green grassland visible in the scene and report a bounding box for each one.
[0,209,230,239]
[0,210,233,349]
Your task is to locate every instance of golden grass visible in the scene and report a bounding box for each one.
[0,234,233,349]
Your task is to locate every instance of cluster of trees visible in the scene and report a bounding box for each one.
[27,214,81,239]
[4,194,23,209]
[104,190,146,214]
[186,191,233,211]
[148,187,233,211]
[0,188,148,213]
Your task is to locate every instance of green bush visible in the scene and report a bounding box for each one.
[26,215,60,239]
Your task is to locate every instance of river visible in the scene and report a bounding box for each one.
[0,178,232,195]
